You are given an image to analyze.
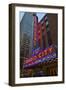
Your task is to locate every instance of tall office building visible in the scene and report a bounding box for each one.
[20,12,34,59]
[20,12,34,77]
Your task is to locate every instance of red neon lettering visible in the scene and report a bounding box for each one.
[37,52,42,59]
[24,47,55,64]
[41,51,45,57]
[44,50,48,56]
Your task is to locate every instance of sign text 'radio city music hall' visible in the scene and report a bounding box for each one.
[23,46,56,68]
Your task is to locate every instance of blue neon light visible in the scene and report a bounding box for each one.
[23,52,56,68]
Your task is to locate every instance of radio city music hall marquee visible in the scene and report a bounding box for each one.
[23,45,57,68]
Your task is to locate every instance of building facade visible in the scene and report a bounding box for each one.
[20,12,34,77]
[47,14,58,47]
[20,12,34,57]
[20,12,58,77]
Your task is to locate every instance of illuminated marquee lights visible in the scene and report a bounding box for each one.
[23,46,56,68]
[23,52,56,68]
[24,46,55,63]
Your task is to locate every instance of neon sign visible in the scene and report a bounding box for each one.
[23,52,56,68]
[33,16,38,46]
[24,46,55,64]
[23,46,56,68]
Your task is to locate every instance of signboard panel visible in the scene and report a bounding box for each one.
[23,45,56,68]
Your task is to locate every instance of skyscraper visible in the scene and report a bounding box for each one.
[20,12,34,59]
[20,12,34,77]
